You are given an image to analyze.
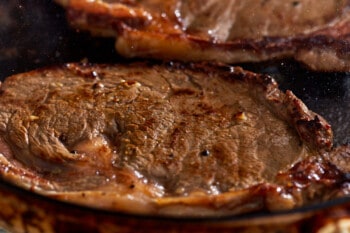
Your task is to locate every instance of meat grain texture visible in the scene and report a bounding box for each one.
[56,0,350,71]
[0,61,348,217]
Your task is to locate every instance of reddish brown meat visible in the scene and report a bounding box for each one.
[56,0,350,71]
[0,61,345,216]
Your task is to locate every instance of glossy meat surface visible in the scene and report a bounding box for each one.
[0,62,343,216]
[56,0,350,71]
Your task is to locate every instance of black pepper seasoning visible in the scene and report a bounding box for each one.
[200,150,210,156]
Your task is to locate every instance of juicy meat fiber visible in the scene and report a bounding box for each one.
[0,61,344,216]
[56,0,350,71]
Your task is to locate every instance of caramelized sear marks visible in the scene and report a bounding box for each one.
[0,62,346,216]
[56,0,350,71]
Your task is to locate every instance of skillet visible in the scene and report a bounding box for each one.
[1,0,350,232]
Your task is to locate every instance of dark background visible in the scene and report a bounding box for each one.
[0,0,349,146]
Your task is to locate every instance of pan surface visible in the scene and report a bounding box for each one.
[1,0,350,232]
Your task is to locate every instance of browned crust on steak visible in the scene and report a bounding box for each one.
[0,61,337,216]
[56,0,350,71]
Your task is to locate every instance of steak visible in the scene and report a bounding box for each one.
[56,0,350,71]
[0,61,346,216]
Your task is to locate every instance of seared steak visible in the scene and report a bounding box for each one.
[56,0,350,71]
[0,61,344,216]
